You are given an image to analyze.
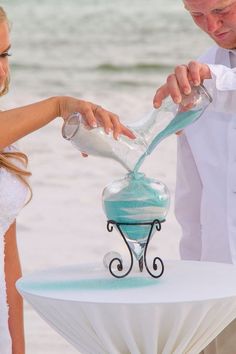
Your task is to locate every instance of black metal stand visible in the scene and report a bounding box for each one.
[106,219,165,279]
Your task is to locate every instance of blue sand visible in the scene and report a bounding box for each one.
[134,109,201,172]
[19,276,158,293]
[104,173,169,241]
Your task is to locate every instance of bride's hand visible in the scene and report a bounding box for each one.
[58,96,136,140]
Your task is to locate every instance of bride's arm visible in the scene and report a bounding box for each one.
[0,96,135,150]
[4,221,25,354]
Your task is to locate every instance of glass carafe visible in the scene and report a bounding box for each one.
[62,84,212,172]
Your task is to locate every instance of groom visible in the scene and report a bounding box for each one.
[153,1,236,353]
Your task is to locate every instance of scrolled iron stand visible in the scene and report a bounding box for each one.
[106,219,165,278]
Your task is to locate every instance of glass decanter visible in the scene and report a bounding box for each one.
[62,84,212,172]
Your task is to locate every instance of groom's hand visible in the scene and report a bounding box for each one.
[153,61,211,108]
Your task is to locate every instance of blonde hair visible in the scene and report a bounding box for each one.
[0,6,32,204]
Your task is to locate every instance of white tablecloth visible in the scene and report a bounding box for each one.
[16,261,236,354]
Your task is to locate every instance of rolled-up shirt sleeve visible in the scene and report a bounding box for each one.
[208,64,236,90]
[203,64,236,114]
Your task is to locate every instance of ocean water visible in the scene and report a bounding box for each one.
[2,0,211,112]
[0,1,212,353]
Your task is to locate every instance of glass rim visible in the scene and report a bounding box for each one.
[199,83,213,103]
[62,112,81,140]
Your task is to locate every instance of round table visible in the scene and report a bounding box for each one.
[16,260,236,354]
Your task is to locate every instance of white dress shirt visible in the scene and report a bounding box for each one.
[175,46,236,263]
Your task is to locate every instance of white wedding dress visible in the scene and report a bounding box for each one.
[0,145,27,354]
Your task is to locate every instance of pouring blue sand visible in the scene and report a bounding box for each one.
[133,109,201,173]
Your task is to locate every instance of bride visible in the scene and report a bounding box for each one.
[0,6,134,354]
